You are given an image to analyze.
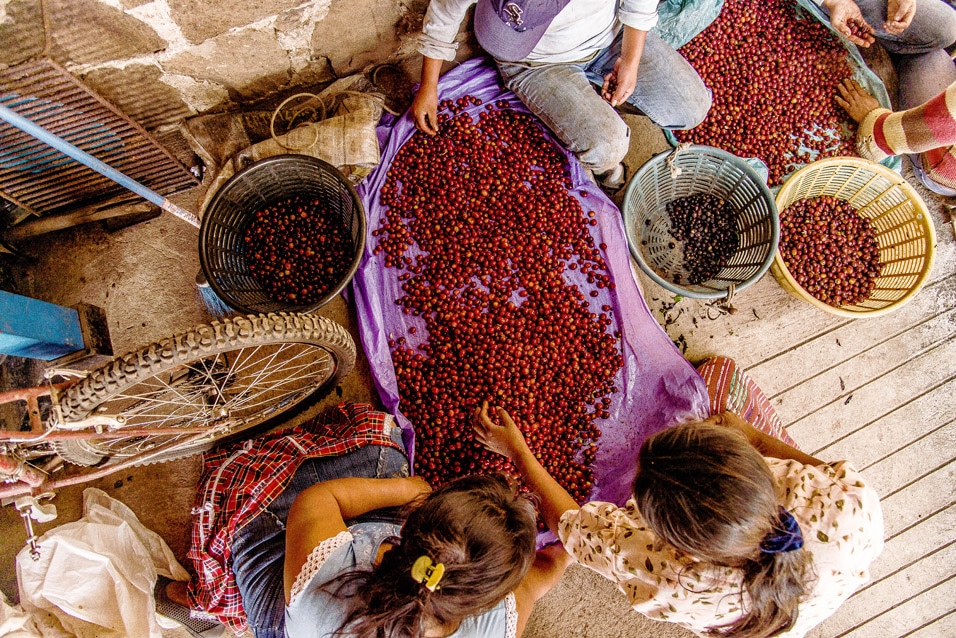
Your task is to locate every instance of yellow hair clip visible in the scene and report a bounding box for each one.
[411,555,445,591]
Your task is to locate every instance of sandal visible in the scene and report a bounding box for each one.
[154,575,224,638]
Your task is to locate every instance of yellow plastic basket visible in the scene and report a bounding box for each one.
[772,157,936,318]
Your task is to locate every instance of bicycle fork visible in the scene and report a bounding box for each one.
[13,494,57,561]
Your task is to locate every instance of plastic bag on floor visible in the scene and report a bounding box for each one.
[0,590,45,637]
[16,488,190,638]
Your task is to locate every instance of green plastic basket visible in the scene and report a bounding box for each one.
[622,145,779,300]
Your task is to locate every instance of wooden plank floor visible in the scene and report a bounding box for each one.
[627,166,956,637]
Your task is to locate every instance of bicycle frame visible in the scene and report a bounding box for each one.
[0,379,233,499]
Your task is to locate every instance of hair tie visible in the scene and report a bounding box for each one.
[411,555,445,591]
[760,507,804,554]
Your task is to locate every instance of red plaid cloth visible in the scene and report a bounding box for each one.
[696,356,798,448]
[185,402,403,633]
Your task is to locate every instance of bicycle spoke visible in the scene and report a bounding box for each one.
[80,345,330,451]
[223,356,333,414]
[44,314,355,469]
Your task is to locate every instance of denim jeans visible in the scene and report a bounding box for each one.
[821,0,956,194]
[828,0,956,106]
[497,30,711,175]
[231,428,410,638]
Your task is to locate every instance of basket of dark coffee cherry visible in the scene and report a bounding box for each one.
[199,154,366,314]
[772,157,935,317]
[622,145,779,299]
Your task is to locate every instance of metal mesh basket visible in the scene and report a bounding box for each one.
[772,157,936,318]
[199,154,366,314]
[622,145,779,299]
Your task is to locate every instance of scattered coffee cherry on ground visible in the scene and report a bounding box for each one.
[243,195,353,305]
[778,195,882,307]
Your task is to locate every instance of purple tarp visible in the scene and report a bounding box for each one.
[353,57,710,512]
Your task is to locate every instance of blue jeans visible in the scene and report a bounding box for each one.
[231,428,410,638]
[497,30,711,175]
[819,0,956,194]
[831,0,956,107]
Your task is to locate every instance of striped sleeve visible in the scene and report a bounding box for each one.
[856,82,956,190]
[858,82,956,158]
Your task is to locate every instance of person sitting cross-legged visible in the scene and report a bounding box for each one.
[167,402,572,638]
[473,357,885,637]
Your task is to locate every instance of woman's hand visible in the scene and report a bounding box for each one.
[411,85,439,136]
[474,401,580,537]
[884,0,916,34]
[836,78,881,123]
[822,0,876,47]
[473,401,531,462]
[602,58,639,107]
[602,26,646,107]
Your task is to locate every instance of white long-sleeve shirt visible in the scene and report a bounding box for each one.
[418,0,660,64]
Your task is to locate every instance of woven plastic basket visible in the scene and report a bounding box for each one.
[772,157,936,318]
[199,154,366,314]
[622,145,779,299]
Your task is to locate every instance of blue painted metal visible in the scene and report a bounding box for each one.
[0,291,85,360]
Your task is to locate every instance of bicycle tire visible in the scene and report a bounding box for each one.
[53,312,355,466]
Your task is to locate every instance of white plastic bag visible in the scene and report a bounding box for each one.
[16,488,190,638]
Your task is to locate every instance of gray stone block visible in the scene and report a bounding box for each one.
[46,0,166,66]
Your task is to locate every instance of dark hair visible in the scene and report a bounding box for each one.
[333,473,537,637]
[632,422,812,638]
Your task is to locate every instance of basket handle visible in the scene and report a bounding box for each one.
[666,142,694,179]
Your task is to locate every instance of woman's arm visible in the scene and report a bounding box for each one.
[603,26,647,107]
[283,476,431,602]
[704,411,824,466]
[512,543,574,636]
[473,402,579,535]
[838,79,956,159]
[413,0,474,133]
[412,56,443,135]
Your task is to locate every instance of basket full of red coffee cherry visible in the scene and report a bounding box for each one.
[199,155,366,314]
[772,157,935,317]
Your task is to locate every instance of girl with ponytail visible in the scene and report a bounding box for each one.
[174,403,570,638]
[473,357,884,637]
[284,472,572,638]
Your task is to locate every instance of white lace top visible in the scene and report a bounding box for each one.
[285,522,519,638]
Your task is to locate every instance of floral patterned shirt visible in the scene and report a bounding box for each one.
[558,459,884,637]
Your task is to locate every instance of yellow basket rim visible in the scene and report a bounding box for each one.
[772,157,937,318]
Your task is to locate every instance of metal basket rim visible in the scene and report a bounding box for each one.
[197,154,367,314]
[621,145,780,299]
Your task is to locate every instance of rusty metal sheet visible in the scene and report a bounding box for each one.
[0,58,198,217]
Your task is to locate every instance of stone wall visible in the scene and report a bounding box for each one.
[0,0,457,136]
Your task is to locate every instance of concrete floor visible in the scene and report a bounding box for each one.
[0,110,953,638]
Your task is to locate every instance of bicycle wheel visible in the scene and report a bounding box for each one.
[53,312,355,466]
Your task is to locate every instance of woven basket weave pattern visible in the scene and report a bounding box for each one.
[199,155,366,314]
[623,146,778,299]
[772,157,935,317]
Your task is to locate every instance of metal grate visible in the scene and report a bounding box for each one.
[0,59,198,217]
